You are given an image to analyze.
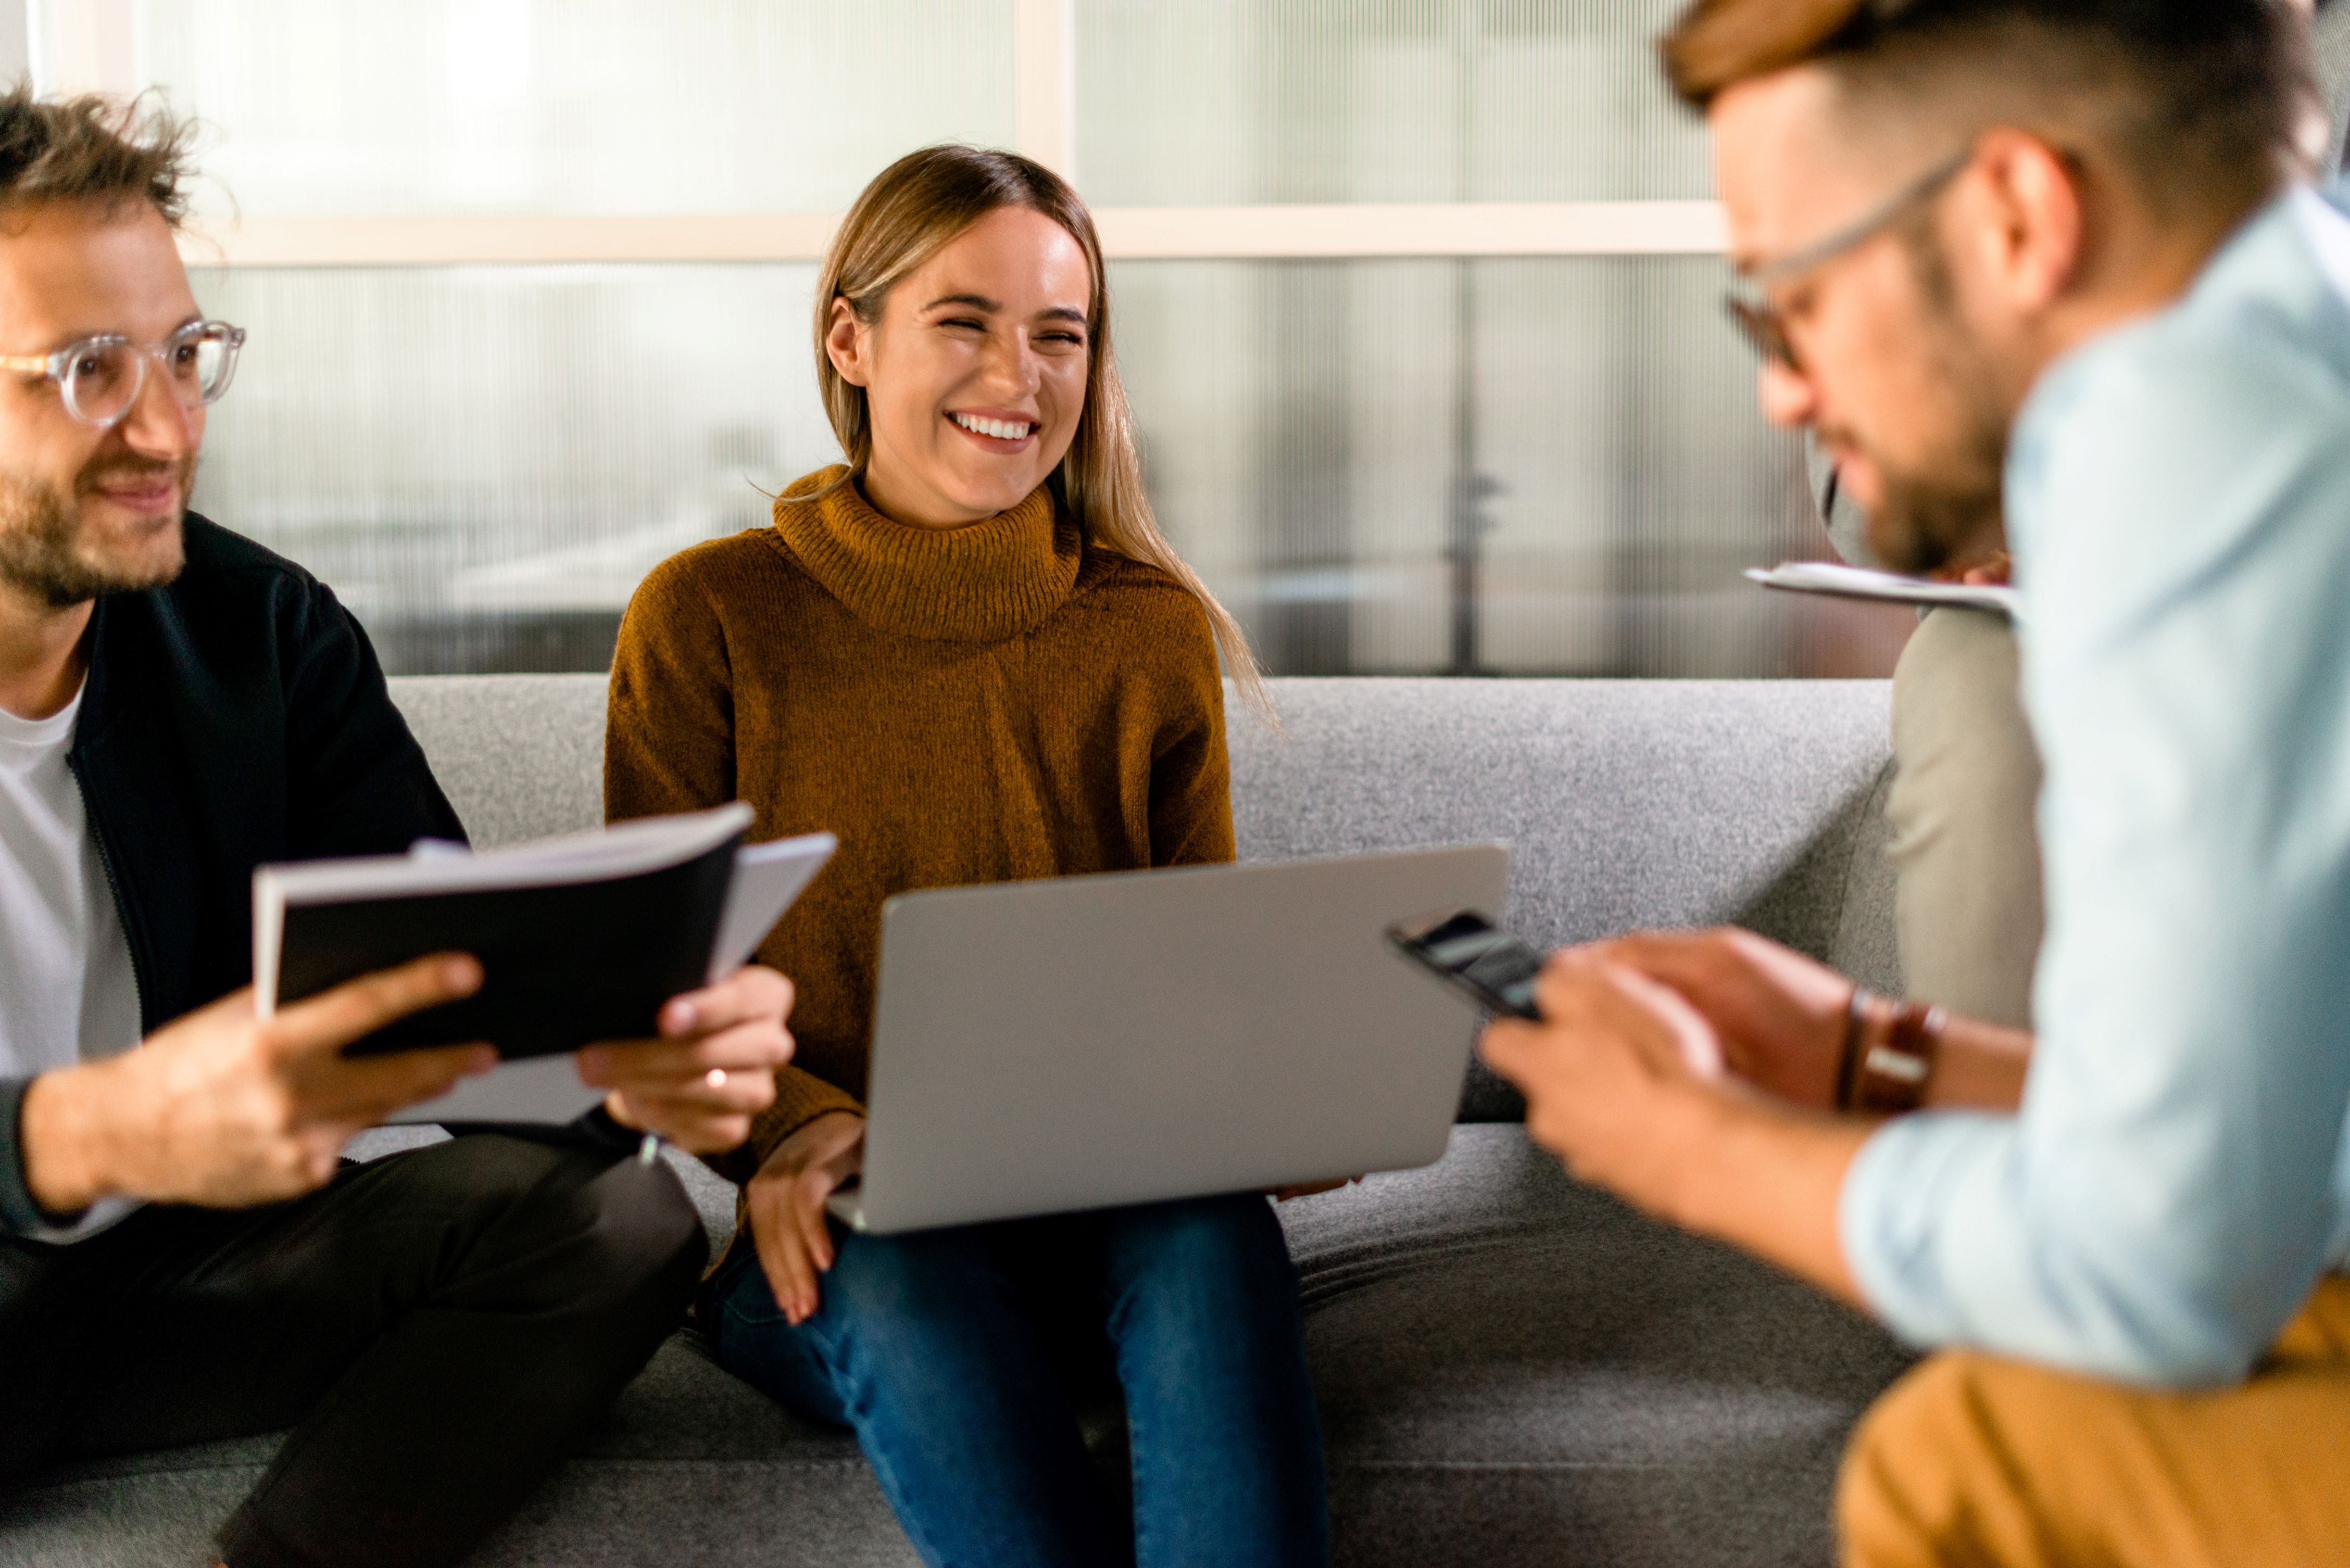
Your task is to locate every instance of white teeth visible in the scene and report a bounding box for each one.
[954,413,1031,440]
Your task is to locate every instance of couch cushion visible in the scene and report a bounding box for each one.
[1285,1126,1915,1568]
[0,1334,920,1568]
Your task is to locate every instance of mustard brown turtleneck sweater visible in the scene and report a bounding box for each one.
[605,466,1235,1183]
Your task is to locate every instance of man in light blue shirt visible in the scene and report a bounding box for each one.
[1480,2,2350,1564]
[1851,180,2350,1380]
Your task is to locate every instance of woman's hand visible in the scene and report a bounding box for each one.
[745,1110,865,1326]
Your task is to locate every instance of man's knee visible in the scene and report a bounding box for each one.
[1838,1351,2040,1568]
[579,1151,709,1301]
[404,1134,706,1308]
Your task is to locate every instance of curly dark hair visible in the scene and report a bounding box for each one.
[0,83,195,228]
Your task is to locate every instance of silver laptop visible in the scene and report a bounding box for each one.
[828,844,1510,1234]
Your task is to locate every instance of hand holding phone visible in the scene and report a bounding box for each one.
[1386,911,1546,1020]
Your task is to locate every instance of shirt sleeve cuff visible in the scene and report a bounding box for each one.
[1838,1109,2016,1351]
[2,1076,59,1236]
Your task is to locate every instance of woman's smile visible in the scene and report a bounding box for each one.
[946,407,1040,451]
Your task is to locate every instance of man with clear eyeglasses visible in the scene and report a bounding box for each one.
[1789,0,2350,1045]
[1482,2,2350,1565]
[0,91,799,1568]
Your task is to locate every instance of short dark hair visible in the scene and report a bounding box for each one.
[0,83,195,228]
[1660,1,2301,224]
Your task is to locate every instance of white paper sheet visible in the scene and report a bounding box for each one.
[707,833,837,984]
[1744,561,2021,623]
[385,1051,608,1126]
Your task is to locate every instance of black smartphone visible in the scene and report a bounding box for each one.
[1386,910,1546,1021]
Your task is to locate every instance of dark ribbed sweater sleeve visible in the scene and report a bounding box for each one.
[2,1076,47,1236]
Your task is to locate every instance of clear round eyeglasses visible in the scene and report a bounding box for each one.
[0,319,247,428]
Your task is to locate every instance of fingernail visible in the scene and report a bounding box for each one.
[667,1001,697,1034]
[444,956,482,991]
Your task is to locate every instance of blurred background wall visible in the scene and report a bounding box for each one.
[23,0,1915,678]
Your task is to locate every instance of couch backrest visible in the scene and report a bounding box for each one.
[389,674,1900,1115]
[392,675,607,850]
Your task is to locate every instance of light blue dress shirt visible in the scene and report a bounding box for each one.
[1840,185,2350,1388]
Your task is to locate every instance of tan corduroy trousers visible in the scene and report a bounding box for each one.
[1839,1276,2350,1567]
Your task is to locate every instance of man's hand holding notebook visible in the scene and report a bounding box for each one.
[249,804,834,1128]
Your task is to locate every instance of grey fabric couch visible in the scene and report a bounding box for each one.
[2,676,1916,1568]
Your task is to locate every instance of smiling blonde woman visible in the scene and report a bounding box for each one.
[604,146,1326,1567]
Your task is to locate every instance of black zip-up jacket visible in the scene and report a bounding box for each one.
[0,515,467,1234]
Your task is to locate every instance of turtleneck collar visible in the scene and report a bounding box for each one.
[770,466,1082,642]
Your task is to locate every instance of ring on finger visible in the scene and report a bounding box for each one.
[705,1068,728,1090]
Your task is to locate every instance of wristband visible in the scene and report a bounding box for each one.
[1834,988,1872,1112]
[1851,1001,1947,1117]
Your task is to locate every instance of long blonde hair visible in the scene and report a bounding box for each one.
[813,144,1269,717]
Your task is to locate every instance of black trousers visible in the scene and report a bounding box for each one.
[0,1132,706,1568]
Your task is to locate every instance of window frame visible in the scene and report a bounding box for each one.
[29,0,1726,268]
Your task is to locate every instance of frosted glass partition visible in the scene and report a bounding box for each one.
[1075,0,1711,206]
[187,258,1902,680]
[134,0,1017,218]
[187,263,837,672]
[1112,255,1872,678]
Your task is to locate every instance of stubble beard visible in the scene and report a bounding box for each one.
[0,459,192,608]
[1867,438,2005,574]
[1864,394,2007,575]
[1856,226,2013,576]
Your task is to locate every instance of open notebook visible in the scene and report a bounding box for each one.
[250,804,834,1124]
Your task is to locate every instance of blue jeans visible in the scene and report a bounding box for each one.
[706,1192,1329,1568]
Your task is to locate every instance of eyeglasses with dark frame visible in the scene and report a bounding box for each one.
[0,319,248,429]
[1723,150,1973,373]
